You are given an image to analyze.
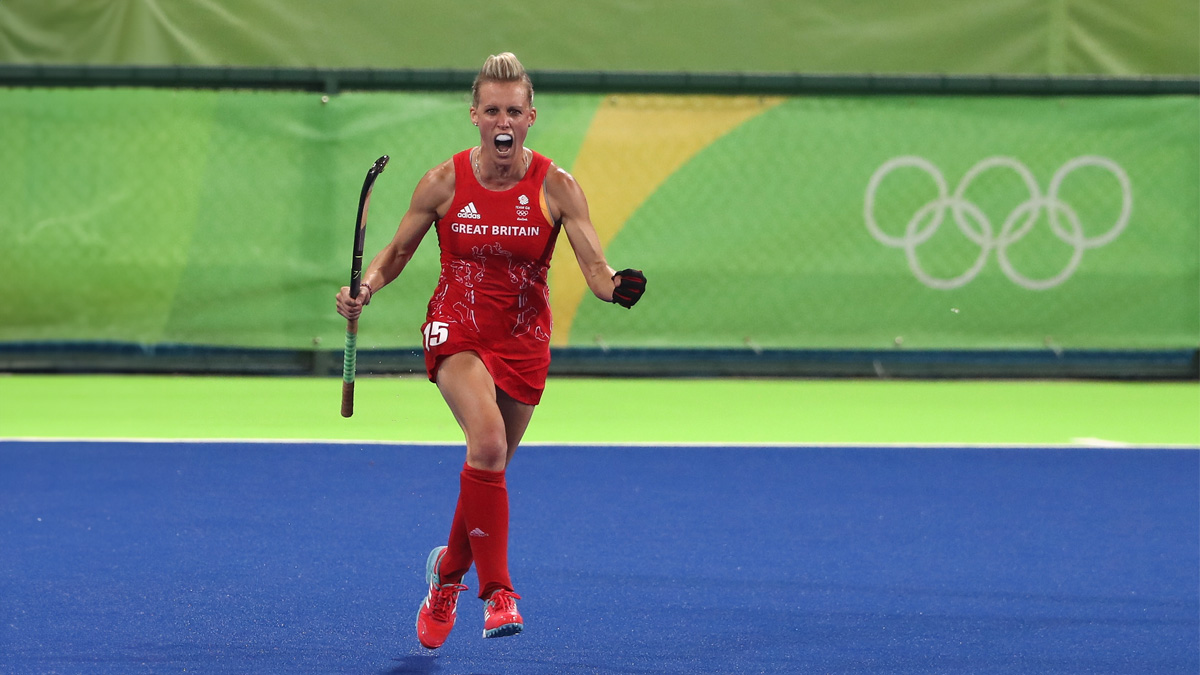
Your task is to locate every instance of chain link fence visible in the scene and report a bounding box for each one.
[0,82,1196,376]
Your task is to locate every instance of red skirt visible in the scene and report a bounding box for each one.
[422,320,550,405]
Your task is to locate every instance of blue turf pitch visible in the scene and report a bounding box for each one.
[1,441,1196,674]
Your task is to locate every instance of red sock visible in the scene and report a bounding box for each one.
[437,492,472,584]
[458,463,513,598]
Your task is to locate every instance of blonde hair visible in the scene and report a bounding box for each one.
[472,52,534,106]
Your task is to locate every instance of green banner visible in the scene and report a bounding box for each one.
[1,0,1197,76]
[0,89,1196,351]
[572,95,1200,350]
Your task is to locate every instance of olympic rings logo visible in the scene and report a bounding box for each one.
[864,156,1132,290]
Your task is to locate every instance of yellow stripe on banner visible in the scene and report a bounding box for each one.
[549,94,784,345]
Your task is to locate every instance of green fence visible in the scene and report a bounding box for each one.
[2,0,1197,76]
[1,87,1196,376]
[3,0,1197,377]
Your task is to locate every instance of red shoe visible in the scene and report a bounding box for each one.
[482,589,523,639]
[416,546,468,649]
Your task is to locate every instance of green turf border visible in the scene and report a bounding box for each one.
[1,375,1196,447]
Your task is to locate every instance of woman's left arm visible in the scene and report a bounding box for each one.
[545,164,618,302]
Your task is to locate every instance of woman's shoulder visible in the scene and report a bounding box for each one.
[410,157,458,211]
[422,156,460,186]
[543,160,580,193]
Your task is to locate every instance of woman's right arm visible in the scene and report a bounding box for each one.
[336,160,455,320]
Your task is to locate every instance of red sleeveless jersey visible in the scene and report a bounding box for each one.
[421,149,560,404]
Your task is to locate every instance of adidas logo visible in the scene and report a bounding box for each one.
[457,202,482,220]
[469,528,488,538]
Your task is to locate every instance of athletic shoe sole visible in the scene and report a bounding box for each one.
[483,622,523,639]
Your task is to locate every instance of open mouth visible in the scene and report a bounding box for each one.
[494,134,514,152]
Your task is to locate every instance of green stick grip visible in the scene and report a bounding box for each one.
[340,322,358,417]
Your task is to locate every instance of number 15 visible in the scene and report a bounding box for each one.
[423,321,449,350]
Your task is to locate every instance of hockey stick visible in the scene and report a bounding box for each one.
[341,155,389,418]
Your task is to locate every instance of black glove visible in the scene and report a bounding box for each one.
[611,268,646,309]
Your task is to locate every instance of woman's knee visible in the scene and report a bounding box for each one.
[466,431,508,471]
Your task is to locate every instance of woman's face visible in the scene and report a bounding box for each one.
[471,80,536,162]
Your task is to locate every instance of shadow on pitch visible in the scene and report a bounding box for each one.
[383,654,443,674]
[383,653,496,675]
